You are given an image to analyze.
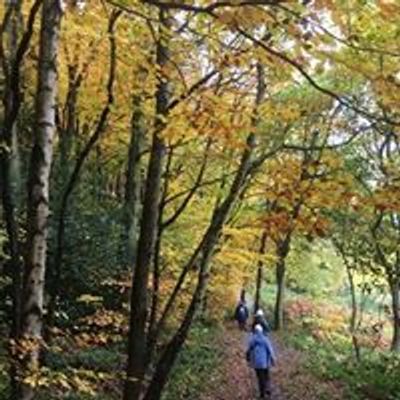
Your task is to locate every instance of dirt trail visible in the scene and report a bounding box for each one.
[201,323,345,400]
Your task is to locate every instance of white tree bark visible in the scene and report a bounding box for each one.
[18,0,62,398]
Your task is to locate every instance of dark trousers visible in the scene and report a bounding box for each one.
[255,368,271,398]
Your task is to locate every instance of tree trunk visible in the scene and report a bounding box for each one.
[4,0,23,210]
[124,94,146,271]
[146,139,211,355]
[274,257,286,331]
[274,232,292,331]
[143,245,213,400]
[136,62,267,400]
[0,2,42,398]
[1,128,22,400]
[46,11,119,334]
[390,278,400,352]
[254,230,267,313]
[17,0,62,398]
[142,66,268,393]
[147,210,163,353]
[45,64,78,337]
[143,133,257,400]
[1,0,24,341]
[123,11,171,400]
[345,259,361,361]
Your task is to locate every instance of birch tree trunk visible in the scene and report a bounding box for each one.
[18,0,62,398]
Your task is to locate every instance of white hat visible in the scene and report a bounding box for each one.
[256,309,264,317]
[254,324,263,333]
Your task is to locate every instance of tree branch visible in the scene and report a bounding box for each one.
[141,0,278,13]
[161,139,211,229]
[236,27,400,126]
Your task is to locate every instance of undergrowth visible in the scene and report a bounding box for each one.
[163,321,222,400]
[281,300,400,400]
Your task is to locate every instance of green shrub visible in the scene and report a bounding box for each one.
[163,323,222,400]
[45,347,121,372]
[285,329,400,400]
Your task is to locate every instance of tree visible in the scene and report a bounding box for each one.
[47,8,121,334]
[16,0,63,398]
[123,9,172,400]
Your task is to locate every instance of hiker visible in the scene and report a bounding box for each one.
[234,300,249,330]
[252,309,271,334]
[246,324,276,399]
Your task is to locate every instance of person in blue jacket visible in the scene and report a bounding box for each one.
[234,300,249,330]
[246,324,276,399]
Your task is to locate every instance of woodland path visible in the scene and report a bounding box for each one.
[200,322,345,400]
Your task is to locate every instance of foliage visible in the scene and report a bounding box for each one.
[282,294,400,400]
[1,0,400,398]
[163,323,222,400]
[287,239,345,298]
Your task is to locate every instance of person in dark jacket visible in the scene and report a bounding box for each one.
[234,300,249,330]
[246,324,276,399]
[252,309,271,334]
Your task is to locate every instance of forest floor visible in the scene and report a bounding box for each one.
[200,322,346,400]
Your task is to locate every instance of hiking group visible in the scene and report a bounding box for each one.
[234,299,276,400]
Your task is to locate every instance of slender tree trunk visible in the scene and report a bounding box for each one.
[45,65,77,337]
[143,244,213,400]
[123,11,171,400]
[1,137,22,400]
[46,11,119,333]
[124,94,146,271]
[147,208,165,351]
[147,146,175,336]
[390,278,400,352]
[1,0,24,341]
[274,234,292,330]
[143,62,267,397]
[0,2,42,398]
[145,133,260,367]
[146,139,211,352]
[124,104,166,400]
[17,0,62,398]
[254,230,267,313]
[143,133,257,400]
[274,257,285,331]
[4,0,23,209]
[344,259,361,361]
